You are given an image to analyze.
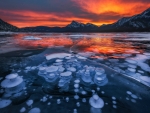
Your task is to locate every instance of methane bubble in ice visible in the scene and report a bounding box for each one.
[67,67,76,72]
[82,70,92,84]
[82,98,86,103]
[74,88,79,93]
[74,84,79,88]
[20,107,26,113]
[90,107,102,113]
[73,109,77,113]
[101,91,105,94]
[46,66,58,73]
[131,99,136,103]
[131,94,138,99]
[47,102,51,105]
[97,87,100,91]
[60,71,72,79]
[76,102,80,107]
[112,101,117,104]
[66,97,69,102]
[57,99,61,104]
[89,94,104,108]
[42,97,47,102]
[112,96,116,100]
[81,91,87,95]
[1,73,25,94]
[26,100,33,106]
[56,59,63,63]
[125,59,137,64]
[113,105,117,109]
[28,108,41,113]
[94,69,108,86]
[140,76,150,84]
[0,99,12,108]
[126,91,132,95]
[74,94,79,100]
[74,79,80,84]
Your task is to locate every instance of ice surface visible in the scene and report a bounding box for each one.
[0,99,12,108]
[46,53,71,60]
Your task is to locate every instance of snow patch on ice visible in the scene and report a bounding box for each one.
[23,36,42,40]
[46,53,71,60]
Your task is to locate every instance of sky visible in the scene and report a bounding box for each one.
[0,0,150,28]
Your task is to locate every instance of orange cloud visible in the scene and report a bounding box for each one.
[1,10,90,28]
[72,0,150,15]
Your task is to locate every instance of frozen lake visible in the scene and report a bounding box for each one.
[0,32,150,113]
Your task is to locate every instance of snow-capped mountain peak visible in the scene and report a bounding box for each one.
[66,21,84,28]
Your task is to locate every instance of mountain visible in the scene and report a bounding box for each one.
[1,8,150,32]
[99,8,150,32]
[0,19,18,31]
[64,21,98,32]
[66,21,97,28]
[21,21,98,32]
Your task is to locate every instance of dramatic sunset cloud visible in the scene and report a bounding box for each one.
[0,0,150,27]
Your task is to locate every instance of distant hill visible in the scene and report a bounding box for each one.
[0,19,18,31]
[0,8,150,32]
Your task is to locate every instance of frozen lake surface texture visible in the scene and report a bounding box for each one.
[0,32,150,113]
